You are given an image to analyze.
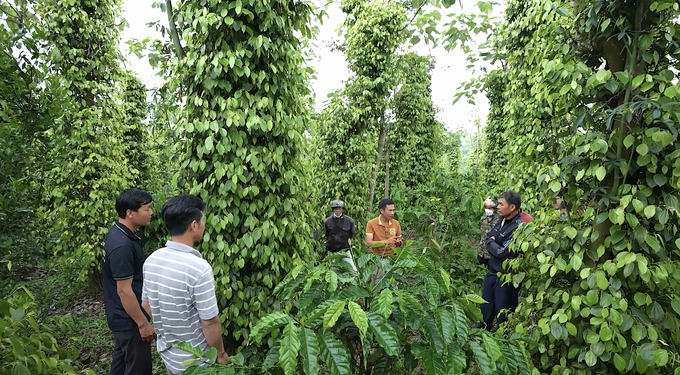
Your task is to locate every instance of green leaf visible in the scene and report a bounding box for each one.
[644,205,656,219]
[645,236,661,253]
[549,180,561,192]
[596,69,610,83]
[653,174,667,186]
[174,341,204,358]
[559,84,570,95]
[423,276,440,307]
[585,350,597,366]
[205,347,218,362]
[367,312,399,356]
[648,302,664,323]
[299,328,320,375]
[262,343,280,371]
[435,308,455,344]
[11,364,30,375]
[482,333,502,361]
[348,301,368,338]
[279,322,300,375]
[600,18,611,31]
[631,74,645,89]
[323,301,346,330]
[249,312,293,343]
[470,340,496,375]
[565,227,577,239]
[600,325,613,341]
[637,143,649,156]
[438,268,451,294]
[596,271,609,290]
[615,71,630,84]
[671,298,680,316]
[654,349,669,366]
[550,321,564,340]
[623,134,635,148]
[423,349,446,375]
[465,294,487,304]
[229,352,244,366]
[613,353,627,372]
[318,331,351,375]
[395,291,425,313]
[595,166,606,181]
[378,289,393,319]
[638,34,653,51]
[451,301,469,346]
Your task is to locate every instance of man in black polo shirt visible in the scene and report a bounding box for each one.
[103,189,154,375]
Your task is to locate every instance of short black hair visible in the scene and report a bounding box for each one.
[115,189,152,218]
[161,195,206,236]
[378,199,395,211]
[499,190,521,211]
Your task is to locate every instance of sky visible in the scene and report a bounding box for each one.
[120,0,502,134]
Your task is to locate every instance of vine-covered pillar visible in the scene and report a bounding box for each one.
[171,0,315,344]
[38,0,132,287]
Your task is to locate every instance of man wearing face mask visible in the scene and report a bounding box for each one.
[478,198,500,265]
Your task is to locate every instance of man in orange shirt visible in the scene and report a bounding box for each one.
[365,199,402,255]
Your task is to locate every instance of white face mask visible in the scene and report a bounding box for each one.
[485,209,494,216]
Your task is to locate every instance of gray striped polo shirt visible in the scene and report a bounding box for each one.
[142,241,219,374]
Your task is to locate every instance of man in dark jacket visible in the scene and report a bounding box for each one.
[324,199,357,273]
[479,190,527,331]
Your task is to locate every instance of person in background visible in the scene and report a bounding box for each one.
[478,190,528,331]
[324,199,357,273]
[478,198,500,265]
[365,199,402,255]
[103,189,155,375]
[142,195,228,374]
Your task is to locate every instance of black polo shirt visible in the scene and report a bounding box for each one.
[102,221,149,332]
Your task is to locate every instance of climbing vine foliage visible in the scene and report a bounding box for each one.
[313,0,407,224]
[390,53,442,193]
[171,0,315,342]
[38,0,132,282]
[476,0,680,373]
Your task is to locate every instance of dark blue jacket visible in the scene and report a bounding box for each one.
[486,212,524,273]
[324,215,355,252]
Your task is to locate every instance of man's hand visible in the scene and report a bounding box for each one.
[217,351,229,364]
[139,321,155,342]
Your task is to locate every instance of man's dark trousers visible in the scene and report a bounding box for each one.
[480,271,518,331]
[110,327,152,375]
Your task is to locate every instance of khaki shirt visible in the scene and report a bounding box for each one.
[366,216,401,255]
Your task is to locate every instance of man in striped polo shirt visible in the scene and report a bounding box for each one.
[142,195,228,373]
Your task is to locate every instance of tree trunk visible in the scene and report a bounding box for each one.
[368,121,388,215]
[588,0,647,256]
[384,146,391,199]
[165,0,185,60]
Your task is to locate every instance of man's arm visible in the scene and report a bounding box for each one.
[350,219,356,239]
[193,268,227,363]
[142,301,152,318]
[116,279,155,341]
[200,316,228,364]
